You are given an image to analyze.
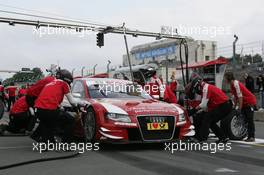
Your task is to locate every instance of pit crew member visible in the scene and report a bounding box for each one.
[6,82,17,111]
[0,96,30,134]
[192,77,232,143]
[224,72,257,142]
[34,69,82,143]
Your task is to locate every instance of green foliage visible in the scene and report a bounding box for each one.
[230,54,263,64]
[3,67,44,86]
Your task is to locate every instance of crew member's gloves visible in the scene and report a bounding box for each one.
[78,101,90,108]
[72,105,79,112]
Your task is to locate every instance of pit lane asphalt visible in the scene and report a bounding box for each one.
[0,113,263,175]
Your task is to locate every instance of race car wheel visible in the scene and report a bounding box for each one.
[220,110,247,140]
[83,108,96,142]
[0,100,4,120]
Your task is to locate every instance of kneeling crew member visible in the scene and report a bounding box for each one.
[34,69,78,143]
[0,96,30,134]
[224,72,257,142]
[192,77,232,143]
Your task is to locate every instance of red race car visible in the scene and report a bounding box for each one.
[68,78,194,143]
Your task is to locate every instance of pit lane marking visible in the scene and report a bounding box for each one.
[231,138,264,147]
[209,134,264,147]
[215,168,239,173]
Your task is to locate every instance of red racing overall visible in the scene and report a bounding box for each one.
[198,82,232,141]
[230,80,256,138]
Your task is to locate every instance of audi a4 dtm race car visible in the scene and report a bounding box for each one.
[66,78,194,143]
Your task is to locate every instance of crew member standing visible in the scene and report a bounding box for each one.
[224,72,257,142]
[244,73,255,93]
[148,71,162,99]
[192,77,232,143]
[34,69,80,143]
[6,82,17,111]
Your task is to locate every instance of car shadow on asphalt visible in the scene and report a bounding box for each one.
[99,143,165,152]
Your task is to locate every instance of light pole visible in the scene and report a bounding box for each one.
[81,66,85,77]
[107,60,111,74]
[93,64,97,75]
[233,35,239,68]
[71,68,75,77]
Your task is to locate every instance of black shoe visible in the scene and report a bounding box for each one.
[245,137,255,142]
[215,138,229,144]
[0,124,7,135]
[188,137,200,143]
[30,133,42,142]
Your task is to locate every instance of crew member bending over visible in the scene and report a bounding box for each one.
[191,77,232,143]
[224,72,257,142]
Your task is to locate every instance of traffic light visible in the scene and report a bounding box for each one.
[96,33,104,47]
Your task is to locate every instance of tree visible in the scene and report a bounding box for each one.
[3,67,44,86]
[253,54,262,63]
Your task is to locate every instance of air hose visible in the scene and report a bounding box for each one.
[179,38,190,109]
[0,150,80,170]
[179,38,189,86]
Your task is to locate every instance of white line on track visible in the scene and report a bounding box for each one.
[215,168,239,173]
[231,138,264,146]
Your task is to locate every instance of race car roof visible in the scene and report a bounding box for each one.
[176,57,228,70]
[113,63,158,72]
[76,77,132,86]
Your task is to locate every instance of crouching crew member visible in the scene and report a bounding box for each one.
[0,81,4,102]
[184,81,203,140]
[6,82,17,111]
[224,72,257,142]
[26,75,55,107]
[26,75,56,141]
[34,69,79,143]
[192,77,232,143]
[0,96,30,134]
[18,85,27,98]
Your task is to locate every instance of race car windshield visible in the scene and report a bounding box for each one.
[88,83,152,99]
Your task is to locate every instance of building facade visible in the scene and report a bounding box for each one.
[123,39,217,66]
[121,39,217,84]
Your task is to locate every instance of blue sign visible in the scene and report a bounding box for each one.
[134,45,176,60]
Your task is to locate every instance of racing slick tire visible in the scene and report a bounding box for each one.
[83,107,97,143]
[220,110,247,140]
[0,99,4,120]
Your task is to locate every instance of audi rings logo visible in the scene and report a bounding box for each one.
[147,117,166,123]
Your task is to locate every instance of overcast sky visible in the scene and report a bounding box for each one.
[0,0,263,80]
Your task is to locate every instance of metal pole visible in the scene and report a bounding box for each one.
[262,40,264,62]
[93,64,97,75]
[165,56,169,84]
[107,60,111,74]
[123,26,134,82]
[71,68,75,76]
[81,67,85,77]
[233,35,238,69]
[0,16,190,40]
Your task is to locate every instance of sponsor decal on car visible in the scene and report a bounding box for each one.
[147,122,169,130]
